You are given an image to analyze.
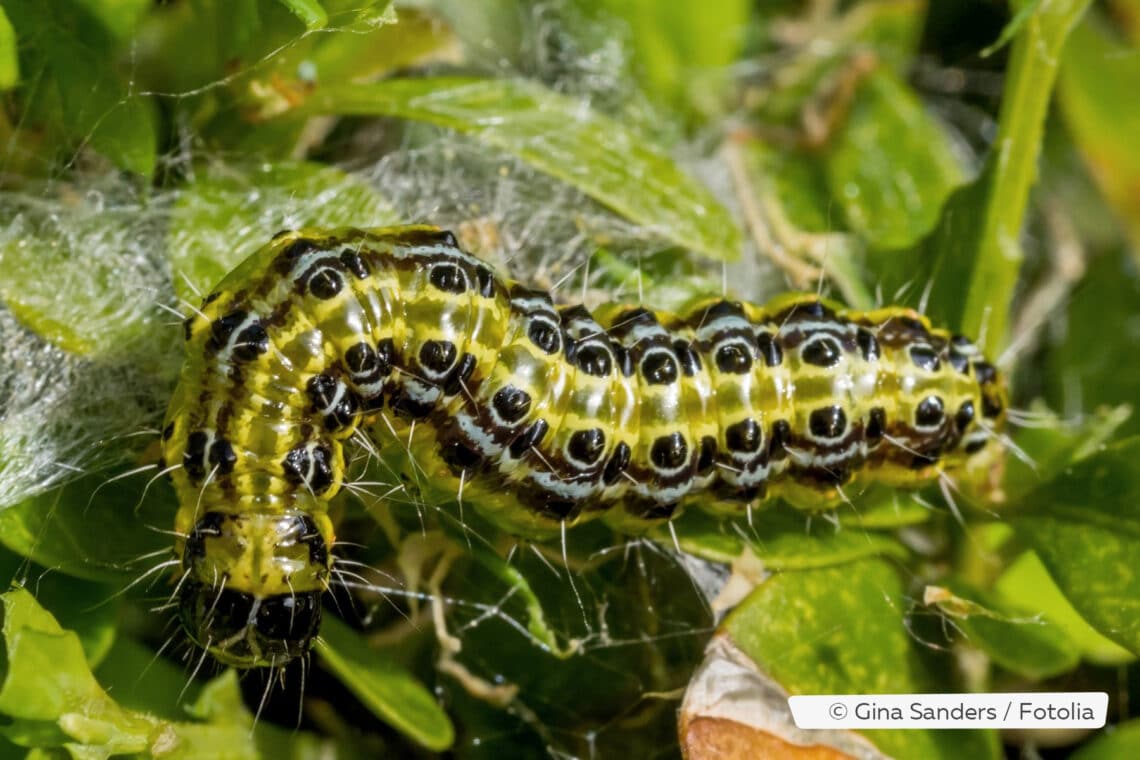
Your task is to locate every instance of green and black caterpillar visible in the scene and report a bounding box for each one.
[162,225,1007,667]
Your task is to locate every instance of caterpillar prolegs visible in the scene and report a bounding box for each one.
[162,226,1006,667]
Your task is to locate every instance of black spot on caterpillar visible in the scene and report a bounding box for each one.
[162,225,1007,667]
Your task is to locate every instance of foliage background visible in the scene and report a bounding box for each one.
[0,0,1139,758]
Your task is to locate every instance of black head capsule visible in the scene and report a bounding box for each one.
[178,582,323,668]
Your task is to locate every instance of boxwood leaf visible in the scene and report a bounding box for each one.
[317,614,455,752]
[0,473,172,584]
[825,68,967,250]
[994,551,1135,666]
[1009,437,1140,655]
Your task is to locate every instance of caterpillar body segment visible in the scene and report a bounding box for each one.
[162,225,1007,666]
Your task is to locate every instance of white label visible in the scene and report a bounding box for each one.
[788,692,1108,730]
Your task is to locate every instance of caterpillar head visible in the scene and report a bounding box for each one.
[178,511,331,668]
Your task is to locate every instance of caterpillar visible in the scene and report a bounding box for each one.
[161,225,1006,668]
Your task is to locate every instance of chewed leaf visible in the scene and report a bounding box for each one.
[168,161,399,301]
[0,587,188,756]
[316,614,455,752]
[0,589,338,758]
[299,77,742,261]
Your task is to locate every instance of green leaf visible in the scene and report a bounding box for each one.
[298,77,742,261]
[1,0,158,176]
[232,2,414,153]
[1073,718,1140,759]
[723,559,999,759]
[826,69,967,250]
[168,161,398,301]
[61,80,156,178]
[841,487,933,528]
[124,0,262,95]
[925,583,1079,680]
[743,140,832,232]
[0,473,173,584]
[916,0,1093,351]
[276,0,328,29]
[0,7,18,90]
[0,586,98,721]
[316,614,455,752]
[995,551,1135,666]
[250,2,420,91]
[1009,437,1140,655]
[466,543,574,657]
[341,0,397,29]
[663,505,910,568]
